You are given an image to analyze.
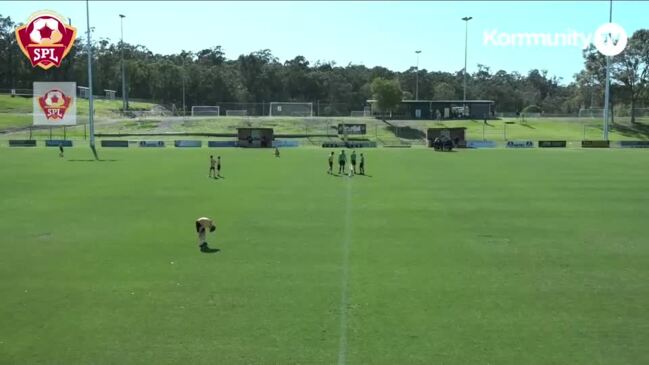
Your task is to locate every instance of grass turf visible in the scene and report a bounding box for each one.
[0,147,648,364]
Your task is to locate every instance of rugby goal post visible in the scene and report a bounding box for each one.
[191,105,220,116]
[225,109,248,116]
[269,102,313,117]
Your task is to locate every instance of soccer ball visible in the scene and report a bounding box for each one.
[29,17,63,45]
[44,90,65,108]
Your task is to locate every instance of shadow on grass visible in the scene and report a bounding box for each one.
[201,247,220,254]
[386,126,426,140]
[611,122,649,140]
[519,123,536,129]
[68,159,118,162]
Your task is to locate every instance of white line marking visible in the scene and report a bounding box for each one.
[337,179,352,365]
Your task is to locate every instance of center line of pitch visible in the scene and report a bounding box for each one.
[337,179,352,365]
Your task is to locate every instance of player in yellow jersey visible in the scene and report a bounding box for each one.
[195,217,216,252]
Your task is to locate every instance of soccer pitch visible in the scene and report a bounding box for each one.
[1,147,648,364]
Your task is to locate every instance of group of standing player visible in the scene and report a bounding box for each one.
[199,149,366,252]
[209,155,222,179]
[328,150,365,176]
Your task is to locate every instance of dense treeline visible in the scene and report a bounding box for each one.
[1,14,647,118]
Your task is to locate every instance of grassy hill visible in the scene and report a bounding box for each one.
[2,93,649,143]
[0,94,157,130]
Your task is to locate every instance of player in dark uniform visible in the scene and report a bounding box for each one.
[217,156,222,177]
[58,143,64,158]
[350,150,357,175]
[338,150,346,175]
[359,153,365,175]
[209,155,216,178]
[328,152,334,174]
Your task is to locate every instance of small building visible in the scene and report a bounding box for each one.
[77,86,90,99]
[237,127,274,148]
[367,99,496,120]
[104,89,116,100]
[426,127,467,148]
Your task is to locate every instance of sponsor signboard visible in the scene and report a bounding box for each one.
[208,141,238,148]
[619,141,649,148]
[139,140,165,147]
[337,124,366,135]
[538,140,567,148]
[582,140,610,148]
[272,140,299,147]
[33,82,76,125]
[9,140,36,147]
[101,140,129,147]
[174,140,202,148]
[506,140,534,148]
[322,141,377,148]
[45,139,72,147]
[466,140,497,148]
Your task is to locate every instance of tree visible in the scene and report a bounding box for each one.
[432,82,456,99]
[612,30,649,123]
[371,77,402,117]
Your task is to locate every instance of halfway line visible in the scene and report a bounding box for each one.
[337,179,352,365]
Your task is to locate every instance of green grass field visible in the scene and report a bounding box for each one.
[1,147,648,364]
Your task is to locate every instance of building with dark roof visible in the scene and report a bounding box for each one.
[366,99,496,120]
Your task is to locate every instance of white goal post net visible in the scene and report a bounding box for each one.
[225,109,248,116]
[269,102,313,117]
[578,108,604,118]
[191,106,220,116]
[350,109,371,117]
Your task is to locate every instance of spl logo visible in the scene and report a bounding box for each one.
[38,89,72,120]
[15,11,77,70]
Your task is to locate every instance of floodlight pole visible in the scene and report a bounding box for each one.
[415,50,421,100]
[603,0,612,141]
[462,16,472,117]
[182,57,186,117]
[119,14,127,113]
[86,0,97,158]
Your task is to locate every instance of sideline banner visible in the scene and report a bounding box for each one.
[582,140,610,148]
[139,140,165,147]
[506,140,534,148]
[174,140,202,148]
[466,140,496,148]
[619,141,649,148]
[538,140,567,148]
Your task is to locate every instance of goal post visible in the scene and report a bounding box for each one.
[191,105,220,116]
[269,102,313,117]
[578,108,604,118]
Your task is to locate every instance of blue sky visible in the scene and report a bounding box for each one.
[3,1,648,84]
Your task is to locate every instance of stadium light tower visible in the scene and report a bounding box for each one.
[182,57,186,117]
[415,50,422,100]
[603,0,613,140]
[462,16,472,116]
[86,0,97,158]
[119,14,127,113]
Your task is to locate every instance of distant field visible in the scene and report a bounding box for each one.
[2,94,649,142]
[1,148,648,364]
